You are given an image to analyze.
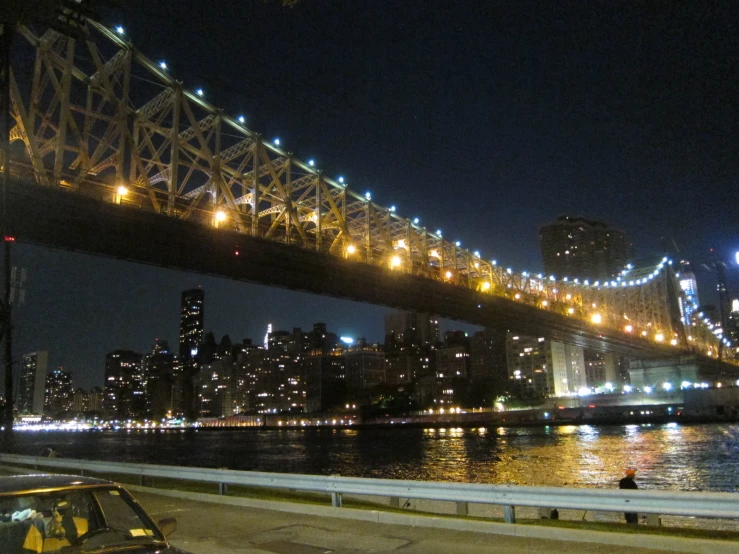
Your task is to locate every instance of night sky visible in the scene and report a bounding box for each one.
[8,0,739,389]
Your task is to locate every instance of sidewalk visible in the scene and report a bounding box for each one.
[132,487,737,554]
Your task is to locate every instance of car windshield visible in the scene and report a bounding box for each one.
[0,486,163,553]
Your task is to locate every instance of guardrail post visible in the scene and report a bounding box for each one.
[219,482,228,496]
[139,475,148,487]
[645,513,661,526]
[389,497,400,508]
[503,505,516,524]
[331,492,343,508]
[456,501,468,516]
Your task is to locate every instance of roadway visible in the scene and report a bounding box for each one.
[134,490,710,554]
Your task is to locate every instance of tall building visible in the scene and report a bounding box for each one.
[104,350,144,419]
[177,288,205,418]
[345,340,386,390]
[678,260,700,325]
[144,339,175,420]
[179,289,205,359]
[17,351,49,415]
[384,311,439,346]
[539,215,631,280]
[384,310,438,385]
[506,334,586,398]
[44,367,73,417]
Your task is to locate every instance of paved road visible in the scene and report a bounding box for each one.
[135,491,674,554]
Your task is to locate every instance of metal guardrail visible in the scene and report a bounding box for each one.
[1,454,737,523]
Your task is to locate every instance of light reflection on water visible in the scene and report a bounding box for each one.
[12,422,739,492]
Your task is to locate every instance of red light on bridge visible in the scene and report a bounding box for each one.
[3,236,15,242]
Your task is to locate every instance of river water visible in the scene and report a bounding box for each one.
[10,422,739,493]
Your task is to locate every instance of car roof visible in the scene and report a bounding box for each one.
[0,474,117,494]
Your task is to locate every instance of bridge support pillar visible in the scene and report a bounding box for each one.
[604,352,619,384]
[503,505,516,524]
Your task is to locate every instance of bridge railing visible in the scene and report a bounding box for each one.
[1,454,736,523]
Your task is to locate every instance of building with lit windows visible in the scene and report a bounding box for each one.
[144,339,175,420]
[539,215,631,280]
[345,340,386,390]
[104,350,144,419]
[17,351,49,415]
[44,367,73,417]
[506,334,586,398]
[678,260,700,324]
[176,288,205,418]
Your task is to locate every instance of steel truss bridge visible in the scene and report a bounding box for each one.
[1,19,732,362]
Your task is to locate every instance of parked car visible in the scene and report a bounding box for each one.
[0,474,190,553]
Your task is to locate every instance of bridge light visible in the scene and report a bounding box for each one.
[346,244,356,255]
[625,324,633,333]
[455,241,461,247]
[563,277,568,282]
[445,270,453,279]
[481,282,491,291]
[365,192,372,200]
[117,185,128,196]
[159,61,167,70]
[436,229,442,237]
[492,260,497,266]
[273,138,281,146]
[655,333,665,342]
[541,300,548,307]
[429,249,439,258]
[644,386,653,394]
[389,205,396,212]
[591,313,602,324]
[663,382,672,391]
[196,88,204,97]
[506,268,512,274]
[567,307,575,314]
[514,293,521,300]
[641,330,648,336]
[115,26,125,34]
[338,176,345,184]
[670,339,678,346]
[308,159,315,167]
[413,217,419,224]
[238,115,245,124]
[215,210,227,222]
[474,251,480,258]
[565,293,572,300]
[623,385,633,393]
[390,255,402,268]
[396,239,406,249]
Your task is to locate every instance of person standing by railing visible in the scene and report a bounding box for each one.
[619,468,639,524]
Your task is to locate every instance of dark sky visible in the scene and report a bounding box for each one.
[9,0,739,389]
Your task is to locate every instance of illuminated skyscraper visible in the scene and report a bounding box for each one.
[539,216,631,280]
[44,367,73,417]
[18,351,49,415]
[104,350,144,419]
[176,288,205,418]
[179,289,205,359]
[678,260,699,324]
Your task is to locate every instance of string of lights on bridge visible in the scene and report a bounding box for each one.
[103,25,730,353]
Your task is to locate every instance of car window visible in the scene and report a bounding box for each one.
[93,488,158,537]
